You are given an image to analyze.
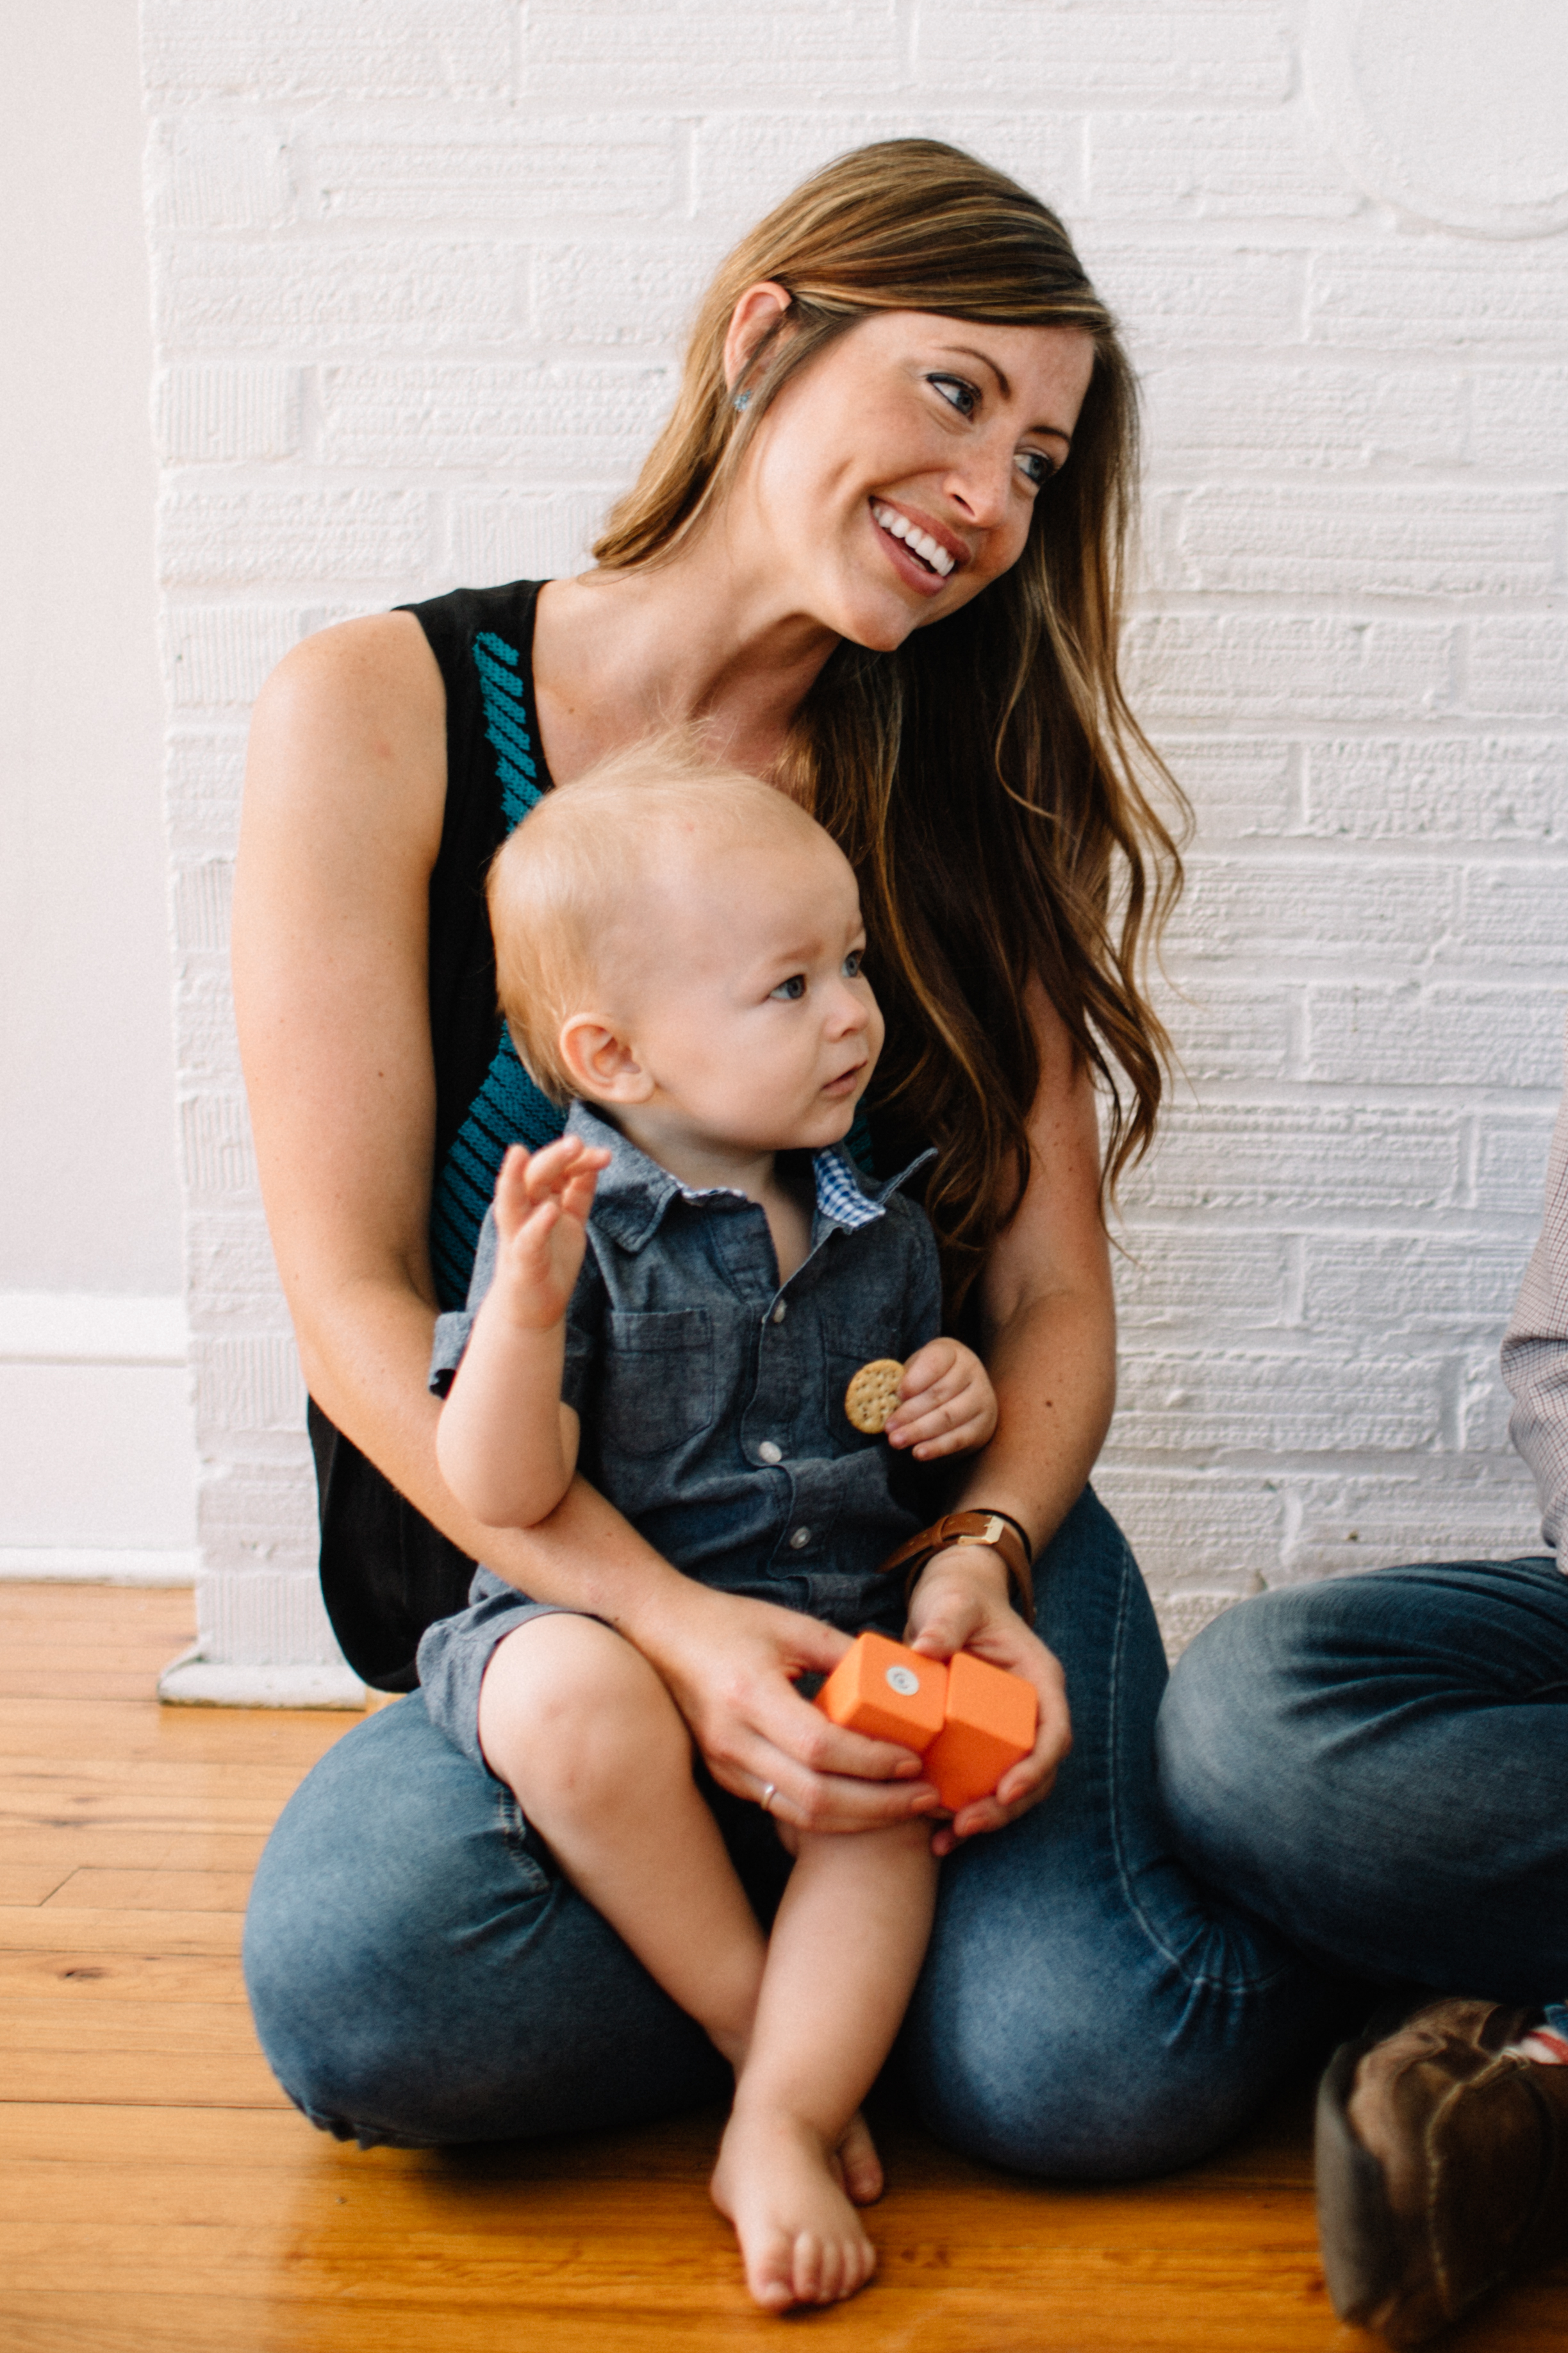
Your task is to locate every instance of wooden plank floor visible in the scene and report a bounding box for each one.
[0,1584,1560,2351]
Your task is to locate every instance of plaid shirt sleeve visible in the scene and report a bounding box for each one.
[1501,1020,1568,1557]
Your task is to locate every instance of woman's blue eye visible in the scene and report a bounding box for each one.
[842,950,863,979]
[770,974,807,1001]
[1016,450,1053,489]
[928,374,976,418]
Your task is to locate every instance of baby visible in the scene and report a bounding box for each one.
[430,740,1009,2313]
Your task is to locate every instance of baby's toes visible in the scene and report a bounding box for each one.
[840,2228,878,2303]
[831,2230,873,2303]
[837,2109,884,2205]
[792,2231,831,2306]
[747,2230,798,2314]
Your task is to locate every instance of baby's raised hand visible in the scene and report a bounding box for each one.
[490,1136,611,1329]
[885,1338,998,1459]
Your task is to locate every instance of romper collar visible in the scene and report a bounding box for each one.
[565,1101,931,1255]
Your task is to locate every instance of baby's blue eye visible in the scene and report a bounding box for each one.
[843,950,863,979]
[770,974,807,1001]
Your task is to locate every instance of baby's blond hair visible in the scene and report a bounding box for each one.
[488,732,839,1104]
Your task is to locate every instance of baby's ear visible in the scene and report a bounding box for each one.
[557,1014,653,1103]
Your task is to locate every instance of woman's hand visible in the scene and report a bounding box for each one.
[886,1338,998,1459]
[904,1546,1071,1858]
[634,1578,943,1836]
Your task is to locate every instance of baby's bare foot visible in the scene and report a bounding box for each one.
[833,2108,884,2206]
[712,2102,877,2312]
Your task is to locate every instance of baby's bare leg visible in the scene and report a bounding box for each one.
[477,1615,766,2063]
[711,1818,938,2312]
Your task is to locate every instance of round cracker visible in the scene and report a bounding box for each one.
[844,1357,905,1435]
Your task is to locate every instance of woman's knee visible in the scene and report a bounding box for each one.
[904,1973,1264,2181]
[243,1696,532,2137]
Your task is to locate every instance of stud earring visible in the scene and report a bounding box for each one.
[732,388,751,412]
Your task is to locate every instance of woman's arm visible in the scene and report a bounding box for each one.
[904,978,1118,1851]
[232,618,935,1831]
[957,975,1118,1540]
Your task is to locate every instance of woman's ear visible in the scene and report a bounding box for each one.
[557,1014,654,1105]
[723,280,793,400]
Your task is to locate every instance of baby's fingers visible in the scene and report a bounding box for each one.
[909,1409,995,1461]
[894,1338,957,1406]
[886,1376,962,1442]
[511,1196,565,1256]
[491,1143,539,1239]
[518,1135,591,1203]
[558,1147,610,1220]
[889,1390,993,1456]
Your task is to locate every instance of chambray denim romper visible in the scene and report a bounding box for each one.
[417,1102,945,1767]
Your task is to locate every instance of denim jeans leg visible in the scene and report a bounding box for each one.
[1157,1556,1568,2002]
[243,1690,730,2146]
[902,1488,1346,2182]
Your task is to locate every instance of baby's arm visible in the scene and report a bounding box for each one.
[436,1136,610,1527]
[885,1338,997,1460]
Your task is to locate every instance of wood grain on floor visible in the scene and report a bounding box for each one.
[0,1581,1559,2351]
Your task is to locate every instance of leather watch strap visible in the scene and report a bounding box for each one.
[877,1509,1035,1620]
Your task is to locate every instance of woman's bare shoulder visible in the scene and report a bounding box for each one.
[244,611,447,870]
[234,614,450,1318]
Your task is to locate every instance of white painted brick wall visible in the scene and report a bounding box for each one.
[141,0,1567,1669]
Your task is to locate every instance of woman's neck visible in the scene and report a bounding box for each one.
[531,540,839,786]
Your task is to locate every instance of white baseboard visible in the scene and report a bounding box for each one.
[0,1547,198,1584]
[158,1644,366,1709]
[0,1291,197,1554]
[0,1293,187,1365]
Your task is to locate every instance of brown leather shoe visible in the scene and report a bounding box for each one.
[1316,1997,1568,2345]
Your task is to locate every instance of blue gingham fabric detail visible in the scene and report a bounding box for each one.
[811,1148,885,1231]
[667,1147,883,1232]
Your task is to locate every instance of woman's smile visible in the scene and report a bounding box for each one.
[870,499,961,582]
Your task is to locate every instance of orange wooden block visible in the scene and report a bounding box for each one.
[923,1648,1038,1814]
[813,1631,946,1750]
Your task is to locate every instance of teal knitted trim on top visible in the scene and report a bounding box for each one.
[472,630,543,827]
[428,626,877,1308]
[429,632,565,1308]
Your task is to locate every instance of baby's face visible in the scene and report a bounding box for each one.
[613,829,884,1157]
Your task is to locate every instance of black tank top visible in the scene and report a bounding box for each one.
[309,578,889,1687]
[308,580,568,1689]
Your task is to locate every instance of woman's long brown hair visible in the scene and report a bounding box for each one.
[594,139,1185,1311]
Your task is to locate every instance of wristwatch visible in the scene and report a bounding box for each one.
[878,1509,1035,1620]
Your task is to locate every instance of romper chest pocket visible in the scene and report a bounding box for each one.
[599,1309,716,1458]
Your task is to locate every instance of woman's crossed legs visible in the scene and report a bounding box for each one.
[242,1492,1341,2236]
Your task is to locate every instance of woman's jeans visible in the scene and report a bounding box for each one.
[242,1496,1565,2175]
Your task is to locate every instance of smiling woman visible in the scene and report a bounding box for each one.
[554,145,1180,1310]
[233,138,1337,2318]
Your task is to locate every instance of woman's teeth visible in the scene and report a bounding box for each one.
[872,503,955,578]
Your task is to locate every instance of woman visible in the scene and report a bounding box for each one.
[236,141,1335,2187]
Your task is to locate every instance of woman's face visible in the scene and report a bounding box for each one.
[728,304,1097,651]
